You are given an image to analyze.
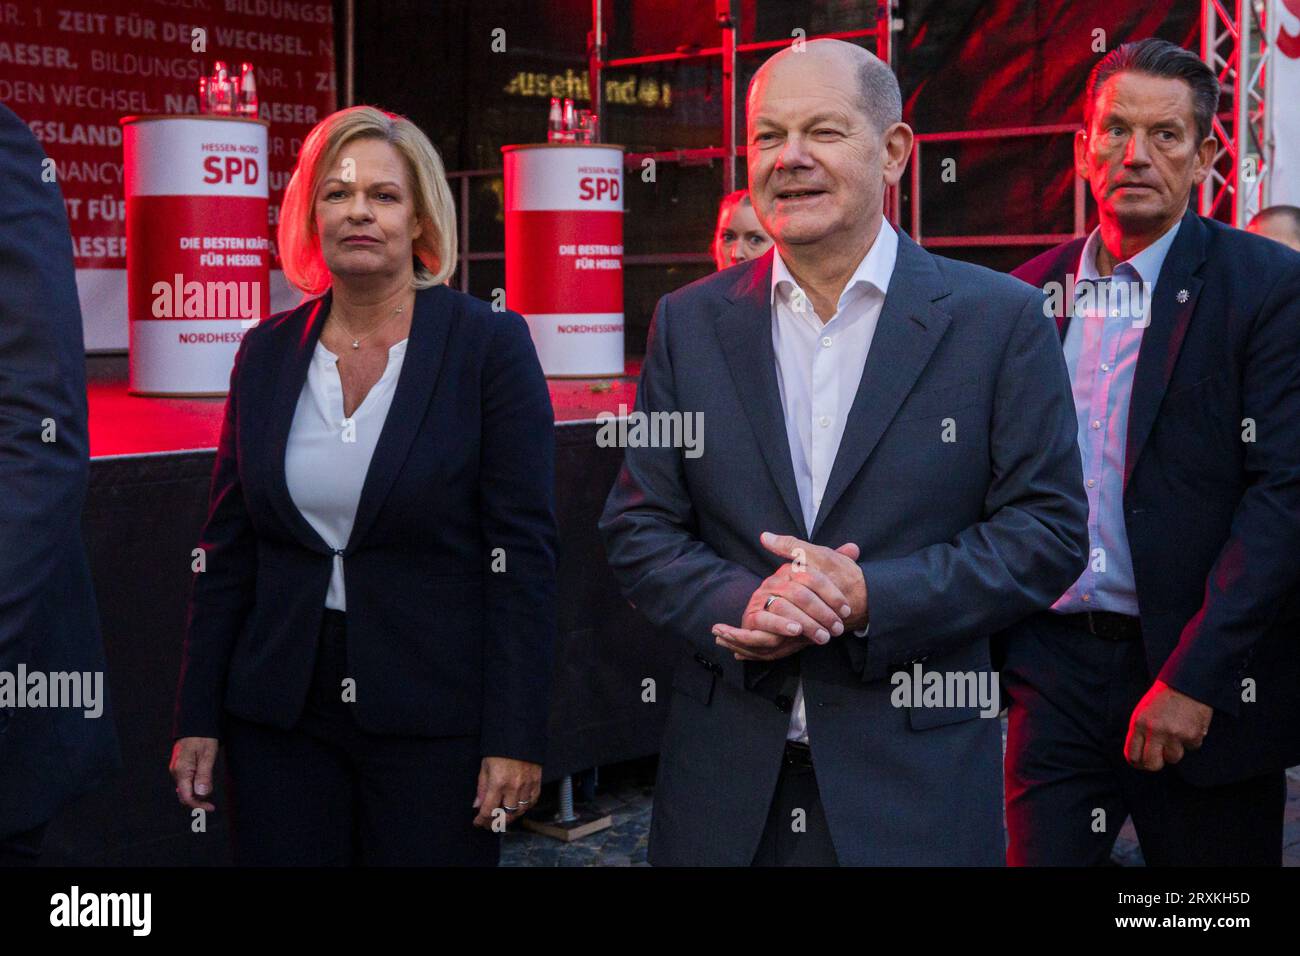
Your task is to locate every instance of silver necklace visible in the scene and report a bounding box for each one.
[333,302,404,350]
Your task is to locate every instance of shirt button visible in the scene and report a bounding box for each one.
[1100,363,1110,372]
[819,416,830,428]
[1091,420,1102,429]
[821,336,833,348]
[1081,593,1091,603]
[1087,478,1096,488]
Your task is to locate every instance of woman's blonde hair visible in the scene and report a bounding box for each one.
[278,105,457,295]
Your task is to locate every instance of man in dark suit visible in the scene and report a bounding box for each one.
[0,103,121,864]
[1006,38,1300,866]
[600,39,1088,865]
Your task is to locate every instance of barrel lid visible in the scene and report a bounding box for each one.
[501,142,624,153]
[120,114,271,127]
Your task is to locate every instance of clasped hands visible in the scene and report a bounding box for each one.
[713,531,868,662]
[716,533,1212,775]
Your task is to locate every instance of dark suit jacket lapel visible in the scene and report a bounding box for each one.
[263,284,453,555]
[1022,238,1085,343]
[1051,242,1084,342]
[265,289,333,552]
[715,251,809,537]
[345,283,452,550]
[1123,208,1206,489]
[810,229,952,540]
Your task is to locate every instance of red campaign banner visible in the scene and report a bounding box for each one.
[0,0,337,271]
[505,210,624,315]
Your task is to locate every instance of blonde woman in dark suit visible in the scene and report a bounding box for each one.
[169,106,557,865]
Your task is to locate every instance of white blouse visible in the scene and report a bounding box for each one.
[284,337,409,610]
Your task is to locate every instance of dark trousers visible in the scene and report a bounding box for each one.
[0,820,48,867]
[222,610,498,866]
[751,742,839,866]
[1003,611,1286,866]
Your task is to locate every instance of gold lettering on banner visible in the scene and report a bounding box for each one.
[502,68,672,108]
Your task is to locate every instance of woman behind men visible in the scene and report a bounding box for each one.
[169,106,557,865]
[711,189,773,270]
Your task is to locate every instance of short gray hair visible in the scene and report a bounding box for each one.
[857,52,902,132]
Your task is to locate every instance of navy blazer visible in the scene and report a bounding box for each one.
[0,103,121,838]
[173,284,558,764]
[1013,207,1300,785]
[601,231,1089,865]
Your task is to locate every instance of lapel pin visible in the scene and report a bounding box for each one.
[1176,288,1190,303]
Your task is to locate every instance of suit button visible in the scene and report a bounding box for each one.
[694,653,720,674]
[774,695,793,713]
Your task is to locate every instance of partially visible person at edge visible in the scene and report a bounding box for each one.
[713,188,775,270]
[1247,204,1300,253]
[0,101,121,867]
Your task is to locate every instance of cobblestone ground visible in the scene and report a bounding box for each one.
[500,760,654,867]
[502,729,1300,867]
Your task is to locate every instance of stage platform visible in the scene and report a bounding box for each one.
[86,354,642,457]
[56,354,674,865]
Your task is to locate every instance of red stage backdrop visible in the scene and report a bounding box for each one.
[0,0,336,349]
[897,0,1198,268]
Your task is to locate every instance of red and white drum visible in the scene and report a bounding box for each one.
[121,114,270,395]
[503,143,624,377]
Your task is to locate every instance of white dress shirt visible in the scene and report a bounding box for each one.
[285,337,409,611]
[770,219,899,742]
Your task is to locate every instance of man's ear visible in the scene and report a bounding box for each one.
[1192,135,1217,186]
[882,122,914,188]
[1073,128,1091,183]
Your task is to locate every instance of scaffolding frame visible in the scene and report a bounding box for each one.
[902,6,1287,248]
[1200,0,1276,225]
[452,1,897,292]
[358,4,1285,290]
[909,124,1087,248]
